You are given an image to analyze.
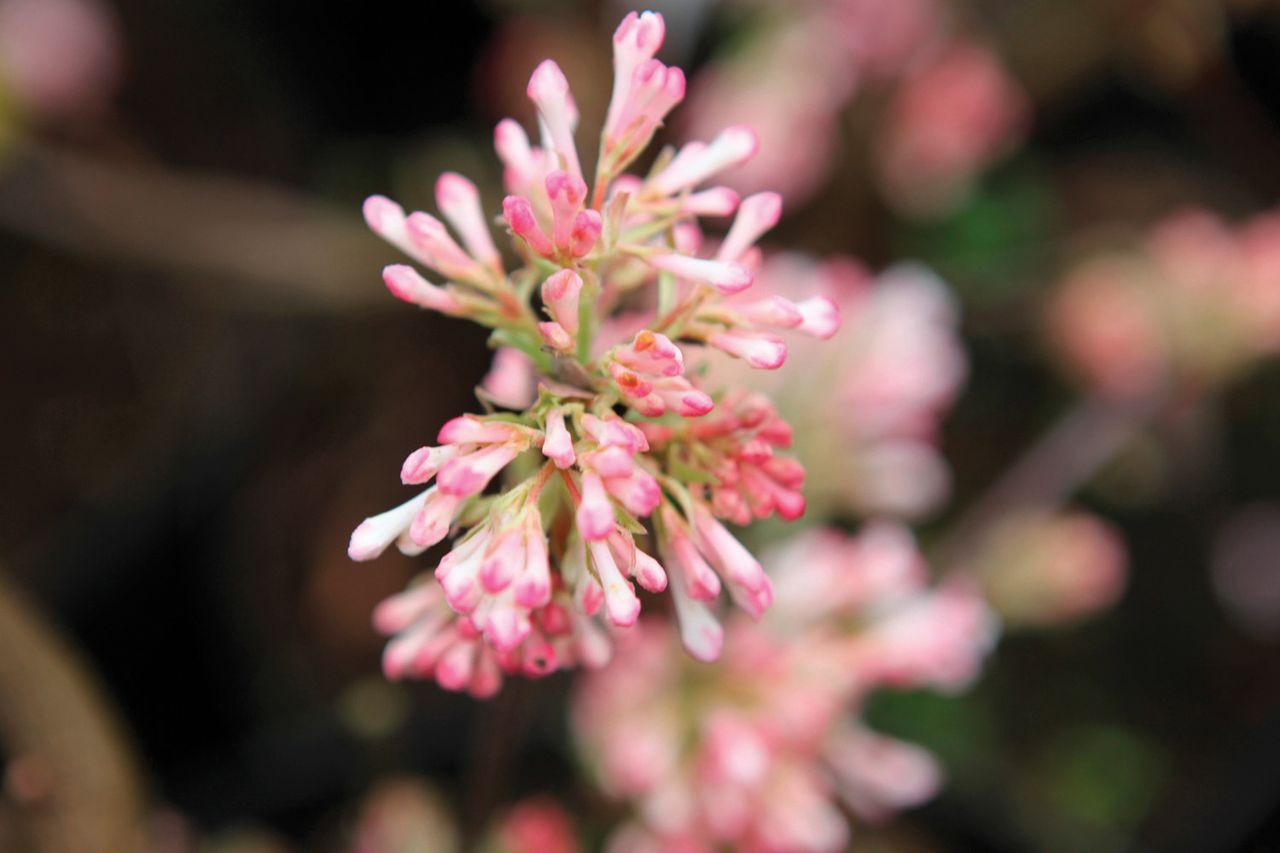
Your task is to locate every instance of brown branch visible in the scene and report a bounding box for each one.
[0,139,391,313]
[0,566,147,852]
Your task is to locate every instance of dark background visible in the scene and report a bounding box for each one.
[5,1,1280,850]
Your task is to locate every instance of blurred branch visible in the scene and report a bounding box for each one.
[935,393,1163,569]
[0,139,390,313]
[0,565,147,852]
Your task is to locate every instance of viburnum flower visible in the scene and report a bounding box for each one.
[714,255,967,519]
[1047,206,1280,398]
[348,12,838,696]
[572,525,997,853]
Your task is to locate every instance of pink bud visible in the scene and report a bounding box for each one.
[538,321,574,352]
[737,295,804,329]
[649,125,759,195]
[588,540,641,627]
[605,471,661,517]
[503,195,554,257]
[647,252,753,294]
[348,490,432,561]
[541,408,576,469]
[527,60,582,181]
[709,329,787,369]
[409,489,463,547]
[382,264,462,314]
[405,212,483,282]
[435,171,501,271]
[682,186,741,217]
[436,443,522,496]
[515,517,552,608]
[494,118,539,193]
[616,330,684,376]
[546,170,588,254]
[576,471,615,541]
[437,415,525,445]
[481,347,536,410]
[569,209,602,257]
[717,192,783,263]
[541,269,583,334]
[795,295,841,339]
[400,444,460,485]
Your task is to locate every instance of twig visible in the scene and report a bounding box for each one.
[0,566,147,852]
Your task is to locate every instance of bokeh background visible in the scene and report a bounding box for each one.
[4,0,1280,850]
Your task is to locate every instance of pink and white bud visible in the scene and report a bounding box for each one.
[647,253,753,294]
[655,381,715,417]
[437,415,527,446]
[582,445,635,479]
[674,222,704,256]
[606,11,667,133]
[541,408,576,469]
[576,471,616,541]
[348,489,432,561]
[405,212,485,282]
[494,119,541,193]
[603,59,686,164]
[795,295,841,339]
[515,515,552,607]
[527,60,582,181]
[435,172,501,272]
[539,321,575,352]
[588,540,641,627]
[660,506,722,600]
[503,195,554,258]
[709,329,787,369]
[437,442,523,497]
[717,192,782,263]
[569,209,602,257]
[582,414,649,453]
[381,264,462,314]
[604,470,661,517]
[682,187,740,218]
[363,195,411,249]
[546,170,588,256]
[827,726,943,823]
[409,488,464,548]
[482,347,536,409]
[480,528,524,593]
[649,126,759,195]
[400,444,461,485]
[737,295,804,329]
[693,506,772,608]
[616,330,684,377]
[666,566,724,662]
[541,269,583,334]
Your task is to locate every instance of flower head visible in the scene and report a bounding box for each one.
[350,12,838,694]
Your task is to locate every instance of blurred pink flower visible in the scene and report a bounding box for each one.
[572,525,995,852]
[875,42,1029,218]
[681,0,947,205]
[722,256,966,519]
[1048,206,1280,397]
[491,797,581,853]
[0,0,121,120]
[974,511,1128,628]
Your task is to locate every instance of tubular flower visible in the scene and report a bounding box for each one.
[348,12,838,695]
[572,525,997,853]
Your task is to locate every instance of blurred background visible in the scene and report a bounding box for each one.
[4,0,1280,850]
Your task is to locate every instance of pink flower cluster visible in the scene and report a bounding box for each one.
[348,12,839,696]
[1048,207,1280,398]
[973,510,1128,628]
[572,525,996,852]
[682,0,1026,215]
[720,255,967,519]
